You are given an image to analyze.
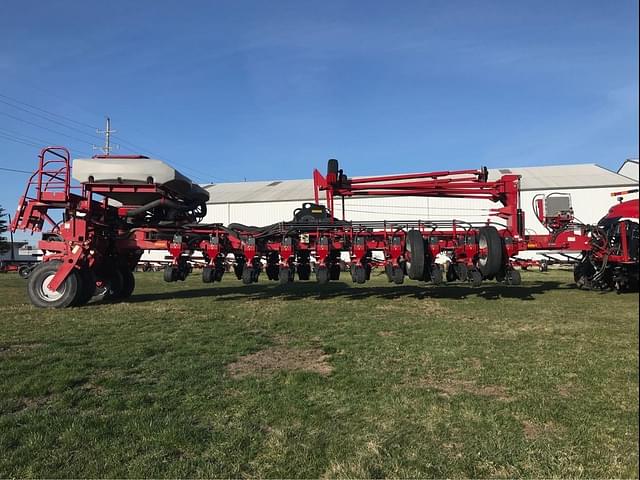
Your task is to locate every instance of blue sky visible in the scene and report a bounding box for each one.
[0,0,638,234]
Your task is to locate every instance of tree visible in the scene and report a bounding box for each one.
[0,205,10,255]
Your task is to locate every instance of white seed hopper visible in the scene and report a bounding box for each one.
[72,157,209,205]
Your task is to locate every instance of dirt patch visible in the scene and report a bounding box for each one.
[377,331,396,337]
[17,393,55,412]
[375,298,448,315]
[557,383,574,398]
[80,381,109,396]
[522,420,563,440]
[227,346,333,379]
[418,376,513,401]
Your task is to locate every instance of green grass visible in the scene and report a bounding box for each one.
[0,269,638,478]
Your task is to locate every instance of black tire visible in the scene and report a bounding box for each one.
[477,227,503,277]
[353,265,366,284]
[265,264,278,281]
[202,267,213,283]
[18,265,32,279]
[27,261,81,308]
[242,266,253,285]
[233,262,244,280]
[297,264,311,280]
[118,268,135,299]
[405,230,425,280]
[214,267,224,282]
[430,265,443,285]
[74,268,97,306]
[279,267,291,285]
[104,268,124,301]
[470,270,483,287]
[163,265,175,283]
[385,264,394,282]
[392,266,404,284]
[316,266,329,284]
[455,264,469,282]
[506,269,522,286]
[329,263,341,280]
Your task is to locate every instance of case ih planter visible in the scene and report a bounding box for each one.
[10,147,639,308]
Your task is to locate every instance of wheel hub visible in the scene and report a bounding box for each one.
[39,274,65,301]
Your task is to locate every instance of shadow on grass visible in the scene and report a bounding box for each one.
[124,278,567,304]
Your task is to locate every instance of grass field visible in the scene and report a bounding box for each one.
[0,269,638,478]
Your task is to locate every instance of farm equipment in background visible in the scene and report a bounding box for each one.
[9,146,638,308]
[572,191,639,292]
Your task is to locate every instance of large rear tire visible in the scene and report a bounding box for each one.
[405,230,426,280]
[27,261,81,309]
[477,227,503,277]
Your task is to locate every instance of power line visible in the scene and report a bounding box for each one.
[1,93,233,182]
[0,110,97,146]
[0,93,99,130]
[0,129,92,157]
[0,99,103,143]
[0,166,33,174]
[0,132,40,148]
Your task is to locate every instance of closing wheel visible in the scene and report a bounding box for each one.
[430,265,443,285]
[316,266,329,284]
[455,263,469,282]
[118,268,135,299]
[470,270,483,287]
[385,264,394,282]
[214,267,224,282]
[506,269,522,286]
[265,264,279,281]
[163,265,176,283]
[104,268,124,301]
[477,227,503,277]
[392,266,404,284]
[242,266,254,285]
[202,267,213,283]
[352,265,367,284]
[329,263,341,280]
[27,261,81,309]
[74,268,97,306]
[405,230,426,280]
[297,264,311,280]
[279,267,292,285]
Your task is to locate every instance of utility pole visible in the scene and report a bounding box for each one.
[96,117,116,155]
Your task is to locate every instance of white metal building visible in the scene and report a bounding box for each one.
[140,161,639,263]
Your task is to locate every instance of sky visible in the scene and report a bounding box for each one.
[0,0,638,239]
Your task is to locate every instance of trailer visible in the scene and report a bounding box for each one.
[9,147,638,308]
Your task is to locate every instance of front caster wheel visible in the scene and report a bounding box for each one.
[27,261,81,309]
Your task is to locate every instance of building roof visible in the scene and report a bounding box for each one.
[617,158,639,182]
[204,163,638,204]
